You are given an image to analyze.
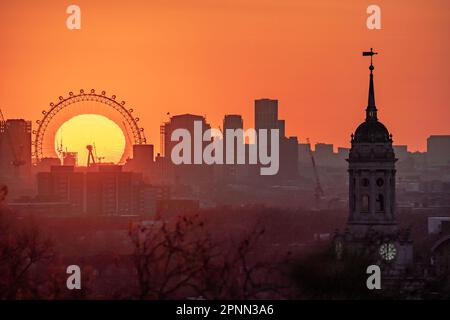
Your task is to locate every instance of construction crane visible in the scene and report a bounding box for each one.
[56,131,64,157]
[93,143,105,163]
[86,144,96,167]
[0,108,25,167]
[306,138,325,208]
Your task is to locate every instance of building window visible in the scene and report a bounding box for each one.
[361,194,369,212]
[376,194,384,212]
[376,178,384,187]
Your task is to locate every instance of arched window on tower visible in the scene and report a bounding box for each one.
[376,178,384,187]
[361,195,369,212]
[376,194,384,212]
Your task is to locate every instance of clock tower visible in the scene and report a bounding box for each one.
[335,49,413,271]
[348,48,397,237]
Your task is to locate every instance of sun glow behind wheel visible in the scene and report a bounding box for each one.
[33,90,147,164]
[55,114,126,166]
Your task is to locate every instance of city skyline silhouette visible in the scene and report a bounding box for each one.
[1,1,449,152]
[0,0,450,304]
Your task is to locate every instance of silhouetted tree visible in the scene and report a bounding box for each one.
[130,215,289,299]
[0,209,53,299]
[191,224,290,299]
[290,247,383,299]
[0,184,86,300]
[130,214,214,299]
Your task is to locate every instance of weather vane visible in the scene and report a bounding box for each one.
[362,48,378,71]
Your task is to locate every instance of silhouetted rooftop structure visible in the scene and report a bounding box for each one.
[353,50,391,144]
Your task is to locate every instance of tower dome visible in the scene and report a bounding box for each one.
[354,121,390,143]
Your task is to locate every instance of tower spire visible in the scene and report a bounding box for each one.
[362,48,378,121]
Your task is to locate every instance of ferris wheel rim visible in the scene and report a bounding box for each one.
[33,89,147,162]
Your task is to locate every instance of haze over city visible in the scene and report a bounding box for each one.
[1,0,449,153]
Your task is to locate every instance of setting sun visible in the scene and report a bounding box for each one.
[55,114,126,166]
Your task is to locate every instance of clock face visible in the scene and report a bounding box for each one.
[379,243,397,261]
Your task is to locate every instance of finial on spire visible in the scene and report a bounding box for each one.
[362,48,378,121]
[363,48,378,72]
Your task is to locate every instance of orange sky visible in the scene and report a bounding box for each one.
[0,0,449,154]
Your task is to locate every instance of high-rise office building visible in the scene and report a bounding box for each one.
[254,99,297,182]
[162,114,212,185]
[86,165,134,215]
[133,144,154,165]
[393,145,409,162]
[129,144,155,182]
[224,114,243,130]
[0,119,32,197]
[62,152,78,166]
[298,142,312,165]
[163,114,212,161]
[427,135,450,167]
[314,143,334,167]
[279,136,299,180]
[223,115,244,183]
[37,165,84,212]
[255,99,278,131]
[37,165,156,216]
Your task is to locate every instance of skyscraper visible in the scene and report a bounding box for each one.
[223,114,244,164]
[255,99,278,131]
[162,114,212,185]
[0,119,32,197]
[254,99,298,182]
[224,114,243,131]
[223,115,244,183]
[427,135,450,167]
